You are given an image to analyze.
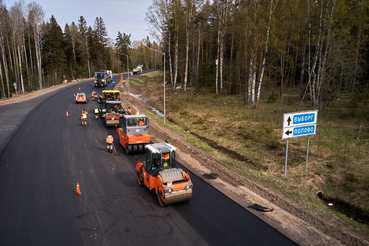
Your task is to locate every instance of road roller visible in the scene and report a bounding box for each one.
[117,113,150,154]
[136,143,193,206]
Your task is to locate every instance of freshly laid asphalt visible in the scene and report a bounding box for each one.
[0,72,298,246]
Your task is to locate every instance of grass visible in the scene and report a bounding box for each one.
[129,72,369,237]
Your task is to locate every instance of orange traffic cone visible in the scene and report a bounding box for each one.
[66,111,69,117]
[76,182,81,195]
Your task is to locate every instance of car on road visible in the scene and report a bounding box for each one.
[76,92,88,103]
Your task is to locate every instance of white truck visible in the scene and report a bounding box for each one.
[133,65,143,74]
[105,70,113,83]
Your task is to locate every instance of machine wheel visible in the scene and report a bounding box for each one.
[138,144,143,153]
[126,145,132,155]
[137,168,143,186]
[133,144,138,153]
[157,190,166,207]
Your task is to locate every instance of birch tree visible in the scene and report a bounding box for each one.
[10,1,26,93]
[27,1,44,89]
[255,0,278,108]
[0,1,10,98]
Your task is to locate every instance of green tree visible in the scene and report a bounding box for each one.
[41,15,66,85]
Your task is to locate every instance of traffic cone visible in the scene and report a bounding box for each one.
[76,182,81,195]
[66,111,69,117]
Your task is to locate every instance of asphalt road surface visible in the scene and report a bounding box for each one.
[0,72,298,246]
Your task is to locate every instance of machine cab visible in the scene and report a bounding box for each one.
[144,143,176,175]
[106,101,124,117]
[122,114,150,135]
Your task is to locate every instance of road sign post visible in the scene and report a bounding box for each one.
[282,110,318,177]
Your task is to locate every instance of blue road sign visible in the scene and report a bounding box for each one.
[283,110,318,128]
[282,124,316,139]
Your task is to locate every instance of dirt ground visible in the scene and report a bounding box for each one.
[3,77,368,245]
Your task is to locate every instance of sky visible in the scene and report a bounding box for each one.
[4,0,154,44]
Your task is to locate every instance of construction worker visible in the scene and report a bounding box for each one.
[138,118,145,126]
[113,105,118,113]
[106,134,114,153]
[127,107,132,115]
[81,111,87,125]
[94,106,99,119]
[82,109,88,116]
[162,153,169,167]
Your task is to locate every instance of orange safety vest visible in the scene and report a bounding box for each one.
[138,120,144,126]
[106,136,114,144]
[127,109,132,114]
[162,153,169,161]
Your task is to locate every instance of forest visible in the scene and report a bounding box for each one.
[0,0,369,113]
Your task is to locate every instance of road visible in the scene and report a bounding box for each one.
[0,72,297,246]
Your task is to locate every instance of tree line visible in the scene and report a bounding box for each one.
[0,0,143,99]
[146,0,369,109]
[1,0,368,112]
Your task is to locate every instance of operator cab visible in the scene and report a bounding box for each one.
[106,101,123,113]
[144,143,176,176]
[122,114,150,135]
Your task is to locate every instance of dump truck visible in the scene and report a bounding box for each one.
[76,92,88,103]
[117,113,150,154]
[94,72,107,87]
[97,90,125,127]
[136,143,193,206]
[132,65,142,74]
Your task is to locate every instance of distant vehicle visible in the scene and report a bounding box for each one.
[133,65,143,74]
[94,72,106,87]
[76,92,88,103]
[104,70,113,83]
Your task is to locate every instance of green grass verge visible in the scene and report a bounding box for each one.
[133,72,369,237]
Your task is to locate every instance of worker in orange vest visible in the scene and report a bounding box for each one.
[138,118,145,126]
[81,109,88,125]
[106,134,114,153]
[127,107,132,115]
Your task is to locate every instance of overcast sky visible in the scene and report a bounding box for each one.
[4,0,153,43]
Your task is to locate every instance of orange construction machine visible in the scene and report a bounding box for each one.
[117,113,150,154]
[136,143,193,206]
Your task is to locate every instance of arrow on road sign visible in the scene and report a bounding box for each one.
[285,130,292,136]
[287,116,291,126]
